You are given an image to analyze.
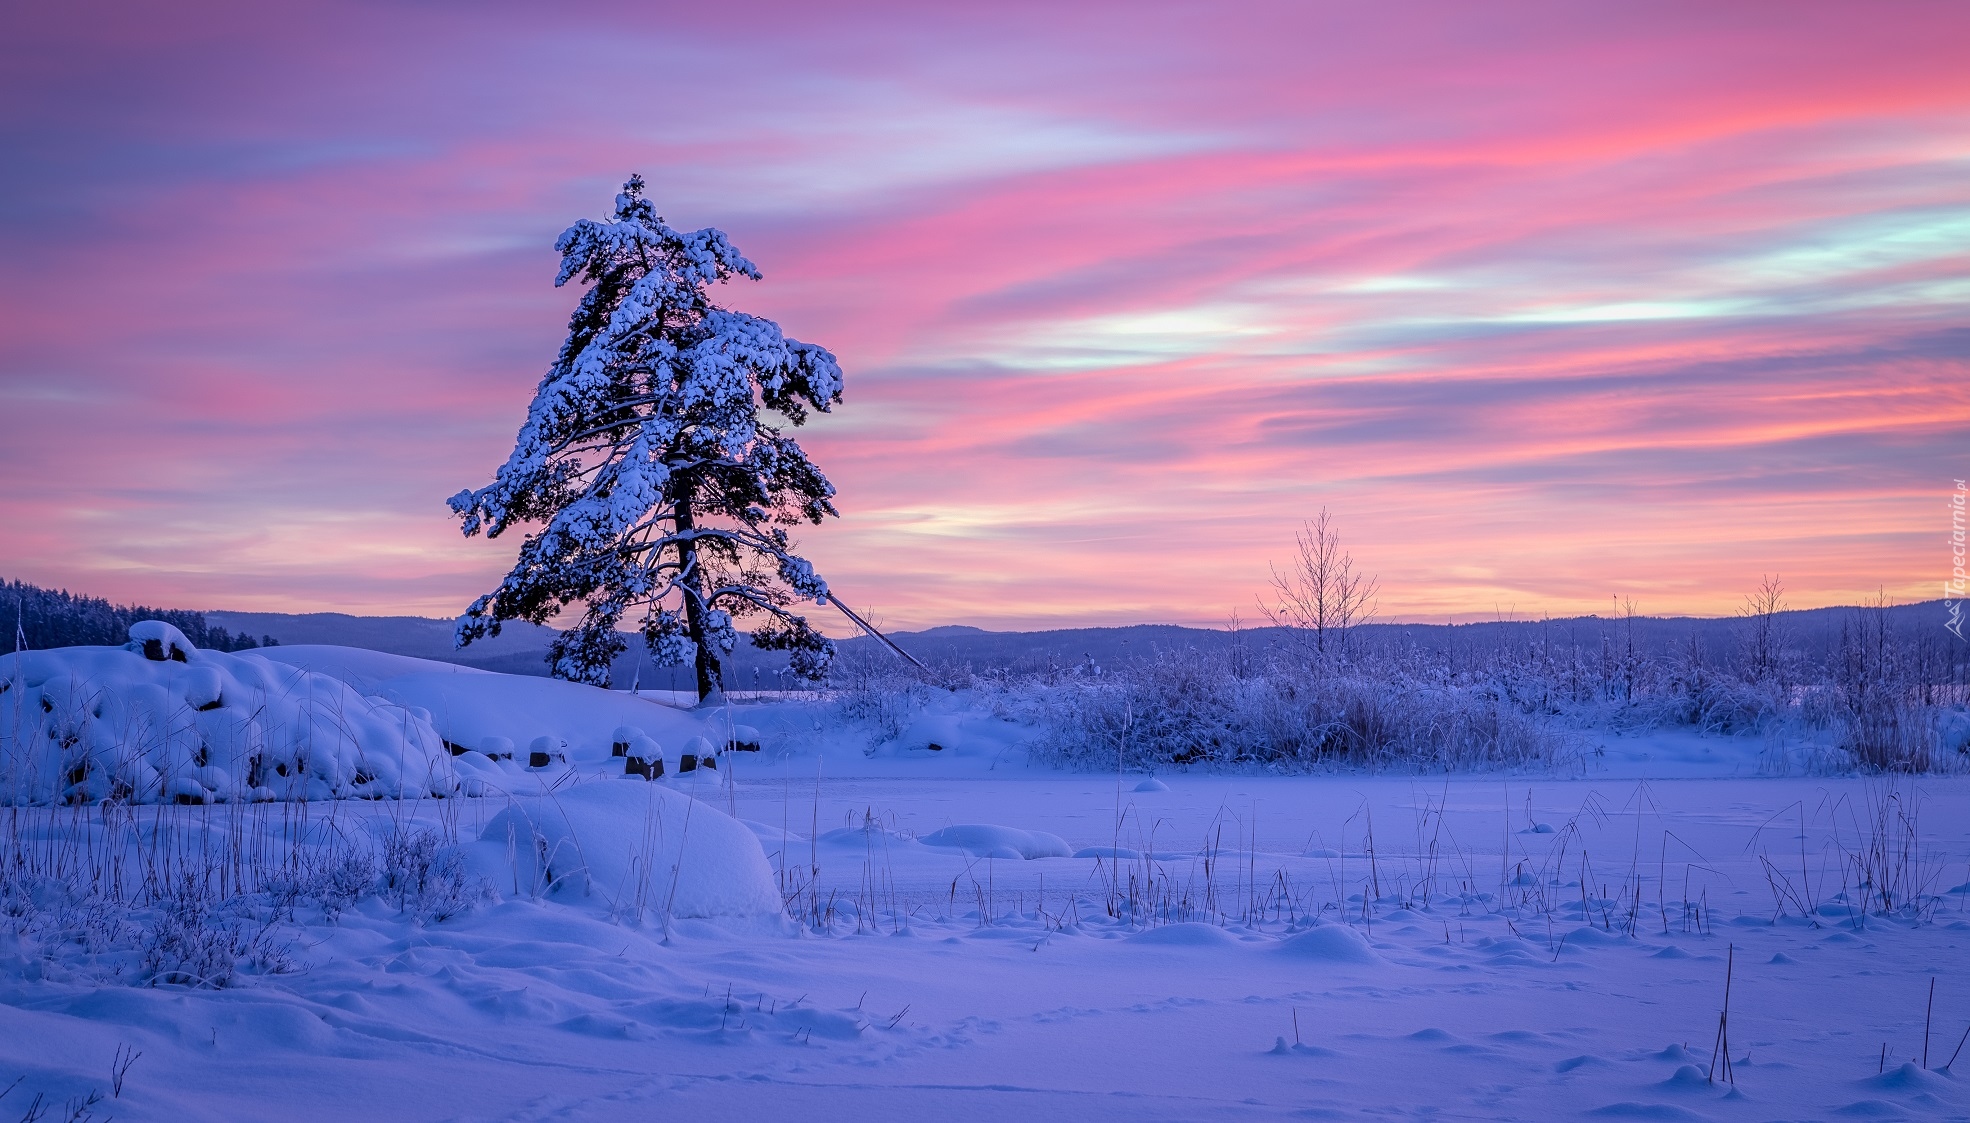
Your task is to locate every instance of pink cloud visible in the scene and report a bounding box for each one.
[2,1,1965,627]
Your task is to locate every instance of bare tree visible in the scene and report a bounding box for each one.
[1616,595,1642,704]
[1737,574,1786,686]
[1262,509,1378,659]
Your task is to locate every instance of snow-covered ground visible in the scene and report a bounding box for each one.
[3,643,1969,1120]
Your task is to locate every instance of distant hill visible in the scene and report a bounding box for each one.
[208,598,1966,687]
[857,603,1964,672]
[15,575,1952,688]
[204,609,800,690]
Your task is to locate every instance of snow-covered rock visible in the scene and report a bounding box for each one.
[127,619,196,663]
[680,735,717,770]
[527,735,568,768]
[610,725,644,756]
[0,624,458,805]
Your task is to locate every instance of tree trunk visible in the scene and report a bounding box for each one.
[673,483,722,701]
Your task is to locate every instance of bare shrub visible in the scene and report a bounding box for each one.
[1737,574,1789,688]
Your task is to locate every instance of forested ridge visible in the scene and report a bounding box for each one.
[2,579,274,653]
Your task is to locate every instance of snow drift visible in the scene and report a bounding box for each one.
[255,645,720,767]
[0,623,458,805]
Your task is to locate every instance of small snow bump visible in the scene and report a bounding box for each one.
[1126,923,1239,948]
[1664,1064,1708,1087]
[1275,924,1381,965]
[1587,1103,1711,1120]
[919,825,1071,860]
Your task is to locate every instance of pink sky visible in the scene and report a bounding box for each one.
[2,1,1965,630]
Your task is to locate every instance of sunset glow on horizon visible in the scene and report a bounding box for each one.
[2,2,1966,630]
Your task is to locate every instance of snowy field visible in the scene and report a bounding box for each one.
[3,641,1969,1121]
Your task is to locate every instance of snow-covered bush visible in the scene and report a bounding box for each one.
[1839,697,1944,773]
[0,870,139,969]
[1620,650,1785,734]
[380,827,494,922]
[0,622,459,805]
[1824,595,1952,772]
[1028,649,1573,772]
[140,883,292,987]
[0,867,295,990]
[829,651,935,743]
[265,848,378,922]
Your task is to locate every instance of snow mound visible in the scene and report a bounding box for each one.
[894,711,965,753]
[1269,1037,1342,1058]
[918,824,1072,860]
[1074,845,1186,862]
[1663,1064,1708,1087]
[1586,1104,1710,1120]
[1865,1061,1949,1092]
[476,781,782,920]
[1134,777,1170,792]
[1276,923,1381,964]
[0,626,457,804]
[1565,925,1629,947]
[818,825,920,850]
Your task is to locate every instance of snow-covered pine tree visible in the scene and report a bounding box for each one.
[449,176,843,699]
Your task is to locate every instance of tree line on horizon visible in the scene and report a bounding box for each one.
[3,579,276,654]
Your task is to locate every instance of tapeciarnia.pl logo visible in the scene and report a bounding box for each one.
[1949,479,1966,641]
